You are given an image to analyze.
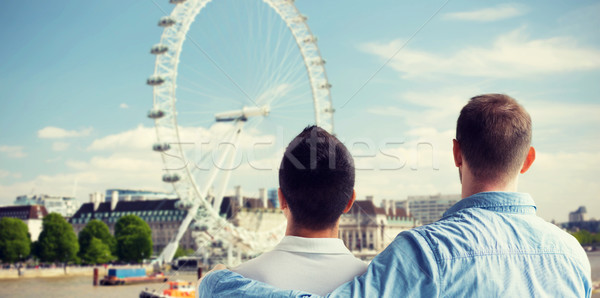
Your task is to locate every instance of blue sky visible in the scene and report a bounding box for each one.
[0,1,599,222]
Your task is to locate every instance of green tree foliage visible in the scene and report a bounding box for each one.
[0,217,31,263]
[35,213,79,263]
[571,229,600,246]
[83,237,112,264]
[115,215,152,263]
[78,219,115,264]
[173,247,195,259]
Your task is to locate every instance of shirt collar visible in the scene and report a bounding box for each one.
[443,191,537,218]
[273,236,353,254]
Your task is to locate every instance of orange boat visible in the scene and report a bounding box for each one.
[163,281,195,297]
[139,281,196,298]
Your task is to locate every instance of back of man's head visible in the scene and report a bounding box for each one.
[456,94,532,184]
[279,126,355,231]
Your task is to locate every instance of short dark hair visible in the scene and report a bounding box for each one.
[456,94,532,183]
[279,126,355,230]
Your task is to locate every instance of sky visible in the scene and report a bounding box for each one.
[0,0,599,223]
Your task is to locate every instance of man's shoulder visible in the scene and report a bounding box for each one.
[399,209,588,263]
[231,250,279,279]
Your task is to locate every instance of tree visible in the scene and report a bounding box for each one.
[173,247,195,259]
[115,215,152,263]
[82,237,112,264]
[78,219,115,264]
[0,218,31,263]
[572,229,594,245]
[35,213,79,263]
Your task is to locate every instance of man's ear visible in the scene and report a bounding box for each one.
[278,188,287,210]
[520,146,536,174]
[342,190,356,213]
[453,139,462,167]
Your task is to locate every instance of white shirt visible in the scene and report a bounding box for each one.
[232,236,368,296]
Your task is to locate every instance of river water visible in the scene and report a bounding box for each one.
[0,271,198,298]
[1,253,599,297]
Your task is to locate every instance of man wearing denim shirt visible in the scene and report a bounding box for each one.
[199,94,592,297]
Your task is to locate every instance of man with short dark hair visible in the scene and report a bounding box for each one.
[230,125,367,295]
[200,94,592,297]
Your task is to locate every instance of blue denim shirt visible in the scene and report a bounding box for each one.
[199,192,592,297]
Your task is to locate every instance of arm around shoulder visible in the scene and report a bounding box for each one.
[198,269,316,297]
[328,231,440,297]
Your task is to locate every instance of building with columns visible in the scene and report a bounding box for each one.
[339,197,419,260]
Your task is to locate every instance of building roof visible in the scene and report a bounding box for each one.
[349,200,387,216]
[0,205,48,220]
[71,199,180,219]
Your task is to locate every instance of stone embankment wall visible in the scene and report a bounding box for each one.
[0,265,154,279]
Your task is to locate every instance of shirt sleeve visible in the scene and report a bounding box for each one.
[198,269,318,297]
[327,231,440,297]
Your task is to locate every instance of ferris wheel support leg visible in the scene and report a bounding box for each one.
[212,123,244,213]
[158,122,245,264]
[227,242,233,267]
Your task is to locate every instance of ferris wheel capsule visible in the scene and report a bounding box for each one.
[147,108,165,119]
[319,82,332,89]
[191,222,209,232]
[150,44,169,55]
[175,200,193,210]
[152,143,171,152]
[169,0,186,4]
[302,36,317,43]
[158,16,176,27]
[147,75,165,86]
[162,173,180,183]
[291,15,307,23]
[310,58,326,66]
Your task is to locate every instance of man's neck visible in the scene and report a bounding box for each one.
[461,176,518,199]
[285,221,339,238]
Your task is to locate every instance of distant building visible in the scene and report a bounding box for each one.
[219,187,284,233]
[569,206,587,223]
[71,187,284,256]
[338,197,419,259]
[563,206,599,233]
[14,194,79,218]
[70,191,195,254]
[0,205,48,241]
[267,188,279,209]
[400,193,460,225]
[103,189,178,202]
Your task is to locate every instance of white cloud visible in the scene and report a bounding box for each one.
[46,157,62,163]
[0,169,21,179]
[87,124,155,151]
[120,103,129,109]
[444,4,526,22]
[520,151,600,222]
[359,28,600,79]
[1,124,281,206]
[38,126,93,139]
[0,145,26,158]
[52,142,70,151]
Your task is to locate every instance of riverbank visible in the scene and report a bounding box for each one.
[0,265,154,279]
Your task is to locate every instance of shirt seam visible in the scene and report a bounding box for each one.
[437,250,575,260]
[412,229,442,297]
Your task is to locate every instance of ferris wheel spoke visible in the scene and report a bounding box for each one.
[177,88,241,109]
[179,64,244,97]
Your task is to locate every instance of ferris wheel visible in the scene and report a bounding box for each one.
[147,0,334,265]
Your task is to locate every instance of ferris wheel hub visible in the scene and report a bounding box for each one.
[215,105,270,122]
